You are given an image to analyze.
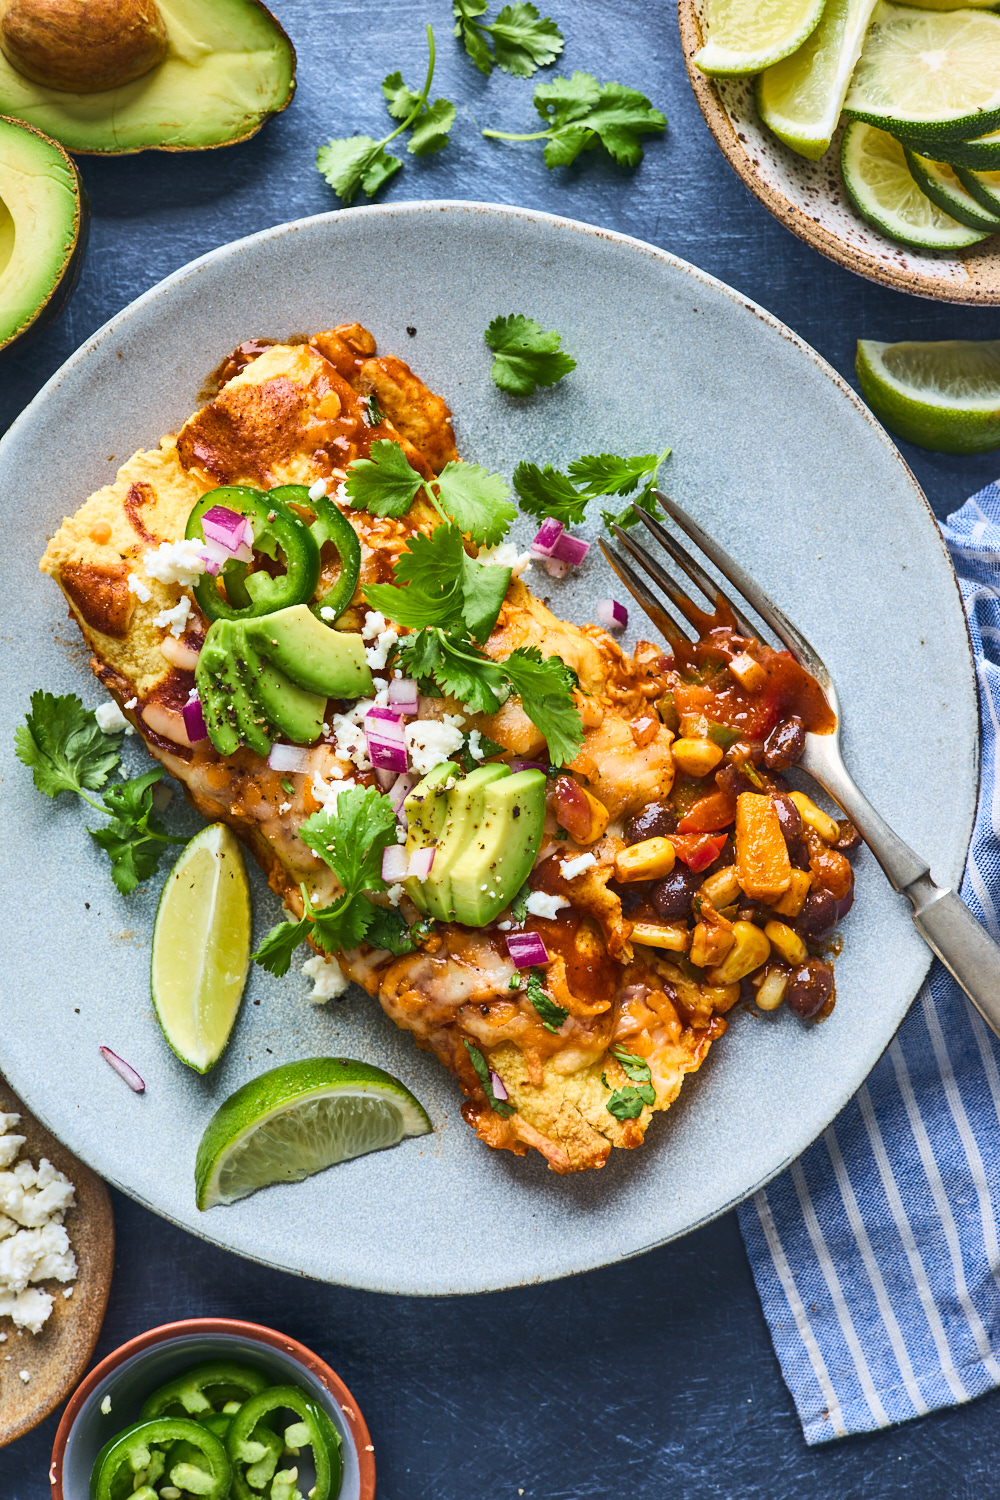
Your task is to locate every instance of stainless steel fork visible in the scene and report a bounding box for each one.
[601,493,1000,1041]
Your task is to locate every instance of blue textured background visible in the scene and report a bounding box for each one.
[4,0,1000,1493]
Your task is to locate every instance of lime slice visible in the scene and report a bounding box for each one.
[840,121,991,248]
[194,1057,432,1208]
[756,0,879,160]
[904,148,1000,229]
[956,166,1000,215]
[151,824,251,1074]
[844,4,1000,143]
[693,0,826,77]
[856,338,1000,454]
[915,130,1000,171]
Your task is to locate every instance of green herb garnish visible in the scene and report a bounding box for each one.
[525,967,568,1032]
[610,1046,652,1084]
[483,70,666,170]
[509,882,531,924]
[280,777,295,796]
[453,0,563,77]
[366,904,417,956]
[464,1038,516,1116]
[606,1082,655,1120]
[344,439,516,546]
[513,445,672,528]
[365,391,385,427]
[484,314,576,397]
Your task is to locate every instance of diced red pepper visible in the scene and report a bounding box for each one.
[676,789,737,834]
[671,833,727,872]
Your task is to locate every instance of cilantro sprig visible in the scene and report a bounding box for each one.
[525,967,568,1032]
[483,70,666,170]
[253,786,403,974]
[464,1038,516,1116]
[485,314,576,397]
[317,24,455,206]
[453,0,563,78]
[513,445,672,529]
[344,439,517,547]
[15,691,186,895]
[605,1047,655,1119]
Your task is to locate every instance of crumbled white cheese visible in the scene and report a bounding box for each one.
[127,572,151,603]
[365,626,399,671]
[310,774,355,812]
[143,538,208,587]
[101,1394,112,1415]
[18,1368,29,1383]
[94,701,130,735]
[477,542,532,577]
[405,716,465,774]
[561,852,597,880]
[320,607,336,622]
[153,595,192,638]
[124,697,137,710]
[278,801,292,814]
[524,891,570,919]
[0,1117,76,1336]
[362,611,387,640]
[301,954,350,1003]
[63,1286,73,1299]
[308,479,328,501]
[466,729,485,762]
[386,883,405,907]
[330,714,371,771]
[497,920,512,932]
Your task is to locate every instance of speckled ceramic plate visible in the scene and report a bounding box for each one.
[0,202,978,1295]
[677,0,1000,304]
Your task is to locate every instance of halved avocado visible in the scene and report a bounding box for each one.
[244,605,373,700]
[0,114,85,354]
[0,0,296,155]
[448,769,546,927]
[410,764,511,922]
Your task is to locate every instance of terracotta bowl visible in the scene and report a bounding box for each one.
[677,0,1000,304]
[50,1317,376,1500]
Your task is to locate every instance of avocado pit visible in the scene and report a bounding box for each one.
[0,0,167,94]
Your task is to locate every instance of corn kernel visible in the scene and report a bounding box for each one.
[700,866,742,909]
[705,920,771,984]
[690,920,735,968]
[763,919,808,965]
[756,967,788,1011]
[770,868,812,917]
[789,790,839,844]
[672,737,724,776]
[728,652,768,692]
[630,921,690,951]
[614,836,676,882]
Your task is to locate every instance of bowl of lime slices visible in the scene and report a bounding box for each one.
[678,0,1000,303]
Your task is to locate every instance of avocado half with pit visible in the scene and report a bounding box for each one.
[0,0,295,154]
[0,114,86,354]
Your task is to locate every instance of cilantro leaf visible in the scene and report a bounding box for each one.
[453,0,562,78]
[464,1038,516,1116]
[512,461,588,526]
[395,628,509,715]
[365,391,385,427]
[345,440,425,517]
[525,968,568,1032]
[567,452,663,497]
[16,691,121,798]
[309,888,378,956]
[299,785,396,898]
[316,136,402,207]
[509,882,531,924]
[382,71,456,156]
[253,916,311,977]
[483,70,665,173]
[611,1046,652,1084]
[88,770,183,896]
[502,648,583,766]
[606,1082,655,1121]
[600,479,667,532]
[459,727,506,772]
[484,314,576,397]
[434,462,518,546]
[382,71,423,121]
[364,523,510,643]
[366,905,417,956]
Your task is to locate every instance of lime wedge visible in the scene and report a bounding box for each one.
[194,1057,432,1208]
[756,0,879,159]
[956,166,1000,216]
[904,149,1000,230]
[693,0,826,77]
[840,121,991,249]
[844,4,1000,143]
[856,338,1000,454]
[151,823,251,1074]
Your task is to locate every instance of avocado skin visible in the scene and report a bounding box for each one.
[244,604,373,699]
[239,633,327,747]
[448,770,547,927]
[407,765,511,922]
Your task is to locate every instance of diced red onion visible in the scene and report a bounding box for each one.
[99,1046,145,1093]
[198,538,231,577]
[551,530,590,566]
[364,708,408,773]
[507,759,549,774]
[268,744,313,774]
[388,678,419,714]
[181,695,207,743]
[530,518,565,557]
[506,931,550,967]
[370,742,409,773]
[381,845,409,883]
[489,1070,509,1103]
[407,846,435,880]
[201,506,254,562]
[389,772,418,817]
[597,598,628,630]
[374,768,398,790]
[542,557,570,579]
[366,705,406,728]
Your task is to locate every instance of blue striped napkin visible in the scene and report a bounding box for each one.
[738,479,1000,1444]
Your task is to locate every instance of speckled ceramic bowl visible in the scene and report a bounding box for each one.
[677,0,1000,303]
[50,1318,375,1500]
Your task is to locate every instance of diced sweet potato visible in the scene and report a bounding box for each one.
[735,793,792,902]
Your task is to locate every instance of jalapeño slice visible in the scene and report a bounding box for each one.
[267,483,361,623]
[226,1384,343,1500]
[139,1359,270,1421]
[90,1417,231,1500]
[186,486,320,622]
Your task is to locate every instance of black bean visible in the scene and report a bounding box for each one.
[716,761,758,798]
[625,800,676,845]
[795,889,837,938]
[835,819,862,855]
[788,841,811,871]
[772,793,802,845]
[764,716,805,771]
[786,958,834,1019]
[613,881,652,915]
[651,866,702,921]
[837,883,855,921]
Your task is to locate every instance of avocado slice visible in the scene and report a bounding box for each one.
[244,605,373,700]
[196,621,271,758]
[0,116,85,354]
[402,761,461,911]
[448,770,547,927]
[0,0,295,155]
[239,633,326,747]
[412,765,511,922]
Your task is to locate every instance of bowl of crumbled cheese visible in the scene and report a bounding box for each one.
[0,1082,114,1447]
